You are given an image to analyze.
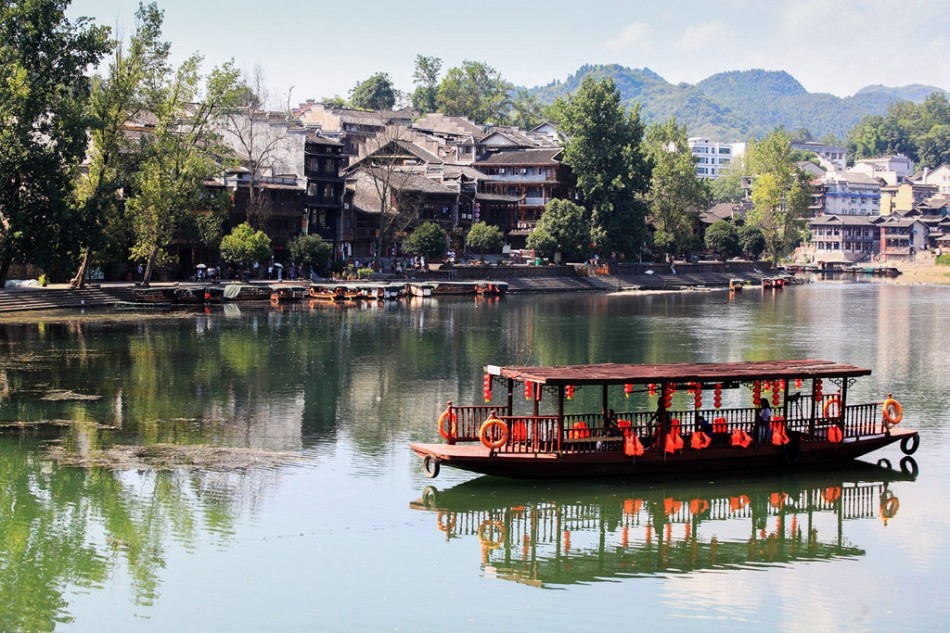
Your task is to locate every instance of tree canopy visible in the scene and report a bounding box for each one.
[219,222,271,269]
[350,72,397,111]
[847,92,950,168]
[0,0,111,283]
[403,222,447,260]
[559,76,651,257]
[704,220,740,258]
[436,60,511,124]
[526,199,590,262]
[411,55,442,114]
[644,118,709,257]
[465,222,504,257]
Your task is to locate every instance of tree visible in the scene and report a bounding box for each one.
[737,223,766,260]
[560,76,651,257]
[126,55,241,285]
[465,222,503,258]
[710,159,746,203]
[219,222,271,270]
[436,61,512,124]
[218,66,297,230]
[411,55,442,114]
[349,72,396,111]
[526,199,590,262]
[746,129,810,264]
[403,222,447,260]
[288,233,332,275]
[846,92,950,167]
[704,221,740,258]
[0,0,111,284]
[510,89,544,130]
[71,2,170,288]
[644,118,709,258]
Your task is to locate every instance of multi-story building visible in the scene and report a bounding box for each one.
[304,133,345,252]
[915,164,950,194]
[822,171,882,216]
[878,215,929,261]
[880,182,939,215]
[791,141,847,172]
[687,138,745,179]
[809,215,879,262]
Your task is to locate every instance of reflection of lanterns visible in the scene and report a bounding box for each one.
[624,384,633,398]
[524,382,533,401]
[566,385,575,400]
[483,374,492,403]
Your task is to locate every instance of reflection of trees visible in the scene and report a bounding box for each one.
[0,438,264,632]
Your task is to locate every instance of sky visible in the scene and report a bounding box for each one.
[67,0,950,109]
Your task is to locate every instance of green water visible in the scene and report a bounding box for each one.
[0,284,948,631]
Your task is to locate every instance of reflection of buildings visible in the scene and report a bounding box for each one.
[411,467,912,587]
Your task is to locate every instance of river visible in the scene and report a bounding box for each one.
[0,281,947,632]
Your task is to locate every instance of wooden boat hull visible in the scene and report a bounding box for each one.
[411,428,916,479]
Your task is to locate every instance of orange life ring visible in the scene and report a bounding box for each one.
[881,496,900,519]
[479,416,509,449]
[477,520,507,549]
[823,396,841,419]
[438,409,458,441]
[882,398,903,426]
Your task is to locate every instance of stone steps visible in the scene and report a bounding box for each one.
[0,285,138,313]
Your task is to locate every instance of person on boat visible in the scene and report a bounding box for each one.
[603,409,619,435]
[755,400,773,444]
[696,413,713,439]
[649,400,671,447]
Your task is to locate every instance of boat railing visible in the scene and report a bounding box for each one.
[449,401,886,450]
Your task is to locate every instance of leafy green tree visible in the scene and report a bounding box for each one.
[219,222,271,270]
[436,60,512,124]
[321,95,348,108]
[0,0,111,284]
[510,89,544,130]
[288,233,332,275]
[704,220,740,258]
[126,56,241,285]
[527,199,590,262]
[710,160,746,203]
[560,76,651,257]
[349,72,396,110]
[644,118,709,258]
[847,92,950,167]
[737,223,766,259]
[465,222,504,257]
[746,129,811,264]
[71,2,169,288]
[411,55,442,114]
[403,221,447,260]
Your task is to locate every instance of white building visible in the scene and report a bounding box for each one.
[851,154,915,186]
[791,141,848,172]
[822,171,882,216]
[916,164,950,194]
[688,138,745,179]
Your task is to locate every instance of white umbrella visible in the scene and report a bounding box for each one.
[196,263,207,269]
[274,263,283,268]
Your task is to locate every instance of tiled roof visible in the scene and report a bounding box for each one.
[809,214,879,226]
[476,148,563,166]
[412,112,485,138]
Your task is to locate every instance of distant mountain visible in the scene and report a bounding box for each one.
[526,64,947,141]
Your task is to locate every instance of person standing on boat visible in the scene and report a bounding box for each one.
[755,400,773,444]
[649,400,671,447]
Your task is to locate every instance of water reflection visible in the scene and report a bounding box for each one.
[410,462,916,587]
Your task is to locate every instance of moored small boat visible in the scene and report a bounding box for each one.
[270,285,309,302]
[476,280,508,296]
[408,282,434,297]
[729,278,746,291]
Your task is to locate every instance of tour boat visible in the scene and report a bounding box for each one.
[476,280,508,296]
[270,285,309,303]
[409,463,913,585]
[410,359,919,479]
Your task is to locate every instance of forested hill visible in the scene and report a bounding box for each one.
[527,64,947,141]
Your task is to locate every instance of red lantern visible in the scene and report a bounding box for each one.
[624,384,633,398]
[648,383,656,397]
[566,385,575,400]
[694,394,702,409]
[714,396,722,409]
[483,374,492,402]
[525,382,534,401]
[795,378,803,389]
[814,378,823,403]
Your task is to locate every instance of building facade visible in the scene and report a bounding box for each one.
[687,138,745,179]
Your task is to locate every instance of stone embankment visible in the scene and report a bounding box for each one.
[0,262,771,313]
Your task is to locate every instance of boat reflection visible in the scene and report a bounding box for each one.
[410,461,916,587]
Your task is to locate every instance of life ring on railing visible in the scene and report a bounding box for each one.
[479,416,509,449]
[477,520,507,549]
[882,397,903,426]
[823,396,841,419]
[438,409,458,441]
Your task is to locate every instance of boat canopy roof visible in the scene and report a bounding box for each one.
[486,359,871,386]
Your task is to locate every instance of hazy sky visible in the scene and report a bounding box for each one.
[67,0,949,108]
